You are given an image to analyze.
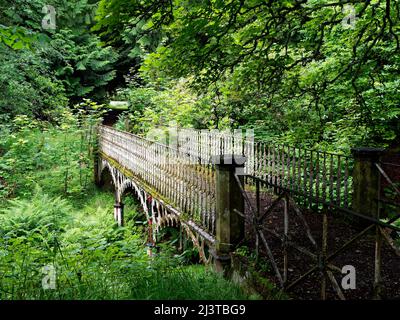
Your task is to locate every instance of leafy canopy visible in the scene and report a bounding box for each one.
[96,0,400,150]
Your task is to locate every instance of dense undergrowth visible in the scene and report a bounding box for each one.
[0,114,250,300]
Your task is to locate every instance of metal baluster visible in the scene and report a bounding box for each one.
[336,156,341,207]
[344,157,349,208]
[329,154,334,206]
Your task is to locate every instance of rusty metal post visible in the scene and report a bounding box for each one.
[283,193,289,285]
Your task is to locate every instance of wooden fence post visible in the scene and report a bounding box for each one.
[213,154,246,275]
[351,148,384,219]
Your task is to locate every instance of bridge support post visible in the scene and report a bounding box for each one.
[114,202,124,226]
[94,157,102,187]
[213,154,246,276]
[351,147,384,219]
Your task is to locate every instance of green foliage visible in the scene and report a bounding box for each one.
[0,26,37,50]
[0,0,48,49]
[94,0,166,91]
[2,0,399,149]
[112,77,224,134]
[0,186,71,239]
[0,104,102,202]
[49,29,118,102]
[0,0,118,124]
[97,0,400,151]
[0,44,68,122]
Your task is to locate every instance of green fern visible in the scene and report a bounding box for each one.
[0,185,71,239]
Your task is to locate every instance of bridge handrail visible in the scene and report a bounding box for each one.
[127,125,353,209]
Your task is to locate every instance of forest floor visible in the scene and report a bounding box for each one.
[244,192,400,300]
